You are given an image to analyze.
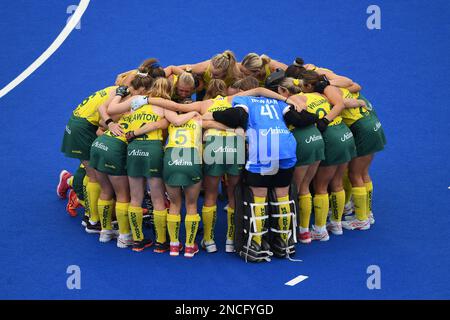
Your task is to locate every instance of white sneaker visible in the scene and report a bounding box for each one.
[342,217,370,230]
[99,229,119,243]
[368,212,375,225]
[327,220,343,236]
[344,200,354,215]
[311,225,330,241]
[225,239,235,252]
[201,239,218,253]
[117,233,133,248]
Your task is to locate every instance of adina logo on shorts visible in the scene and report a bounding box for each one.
[93,141,108,151]
[260,127,290,136]
[341,132,354,142]
[213,146,237,153]
[65,126,72,134]
[128,149,149,157]
[373,122,381,132]
[305,135,323,144]
[168,159,193,166]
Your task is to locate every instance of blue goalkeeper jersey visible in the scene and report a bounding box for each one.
[232,96,297,174]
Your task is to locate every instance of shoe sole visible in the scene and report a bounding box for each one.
[170,252,180,256]
[184,250,199,258]
[57,170,70,199]
[85,227,101,234]
[299,239,312,244]
[201,242,218,253]
[154,248,169,253]
[132,243,153,252]
[225,246,235,253]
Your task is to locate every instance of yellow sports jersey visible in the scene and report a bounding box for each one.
[120,104,164,141]
[205,96,236,137]
[298,92,342,126]
[72,86,117,126]
[104,113,131,143]
[166,118,202,150]
[339,88,369,126]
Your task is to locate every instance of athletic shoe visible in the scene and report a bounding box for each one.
[66,189,81,217]
[298,231,312,244]
[81,215,89,227]
[327,220,343,235]
[225,239,235,252]
[154,242,170,253]
[342,217,370,230]
[368,212,375,225]
[85,221,101,234]
[311,225,330,241]
[184,243,199,258]
[170,242,183,256]
[99,229,119,243]
[344,200,354,215]
[132,239,153,252]
[57,170,72,199]
[201,239,218,253]
[117,233,133,248]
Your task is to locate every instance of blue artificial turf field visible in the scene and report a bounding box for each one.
[0,0,449,299]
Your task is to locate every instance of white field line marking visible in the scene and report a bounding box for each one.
[285,275,309,286]
[0,0,90,99]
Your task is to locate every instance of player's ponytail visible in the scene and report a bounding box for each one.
[211,50,241,81]
[279,77,302,95]
[146,77,172,99]
[286,57,307,79]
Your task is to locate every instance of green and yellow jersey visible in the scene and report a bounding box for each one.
[204,95,236,137]
[297,92,342,126]
[166,118,202,152]
[339,88,370,126]
[72,86,117,126]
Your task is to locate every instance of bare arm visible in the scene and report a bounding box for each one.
[202,120,231,130]
[164,65,186,77]
[164,109,199,126]
[269,59,288,71]
[344,98,365,109]
[346,82,362,93]
[134,118,169,137]
[147,97,204,113]
[107,95,135,115]
[323,86,345,121]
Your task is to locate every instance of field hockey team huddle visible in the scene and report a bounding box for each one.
[57,50,386,260]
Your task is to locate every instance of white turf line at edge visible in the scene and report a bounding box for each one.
[285,275,309,286]
[0,0,90,99]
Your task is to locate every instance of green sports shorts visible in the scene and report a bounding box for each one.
[61,116,98,161]
[350,113,386,157]
[292,125,325,166]
[202,134,244,177]
[163,147,202,187]
[90,135,127,176]
[320,123,357,166]
[127,140,164,178]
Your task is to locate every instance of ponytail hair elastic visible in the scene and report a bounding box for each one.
[150,62,161,69]
[136,71,149,77]
[293,78,300,86]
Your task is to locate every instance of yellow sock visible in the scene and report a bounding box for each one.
[98,199,114,230]
[67,176,74,188]
[115,202,130,235]
[82,177,90,217]
[313,194,329,227]
[253,196,266,246]
[365,181,373,214]
[299,193,313,229]
[226,207,235,241]
[277,195,291,243]
[330,190,346,222]
[167,213,181,243]
[128,206,144,241]
[352,187,368,220]
[201,205,217,242]
[153,209,168,244]
[343,170,352,204]
[185,214,201,246]
[86,182,101,223]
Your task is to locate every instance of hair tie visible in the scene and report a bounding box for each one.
[150,62,161,69]
[136,71,149,77]
[293,78,300,86]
